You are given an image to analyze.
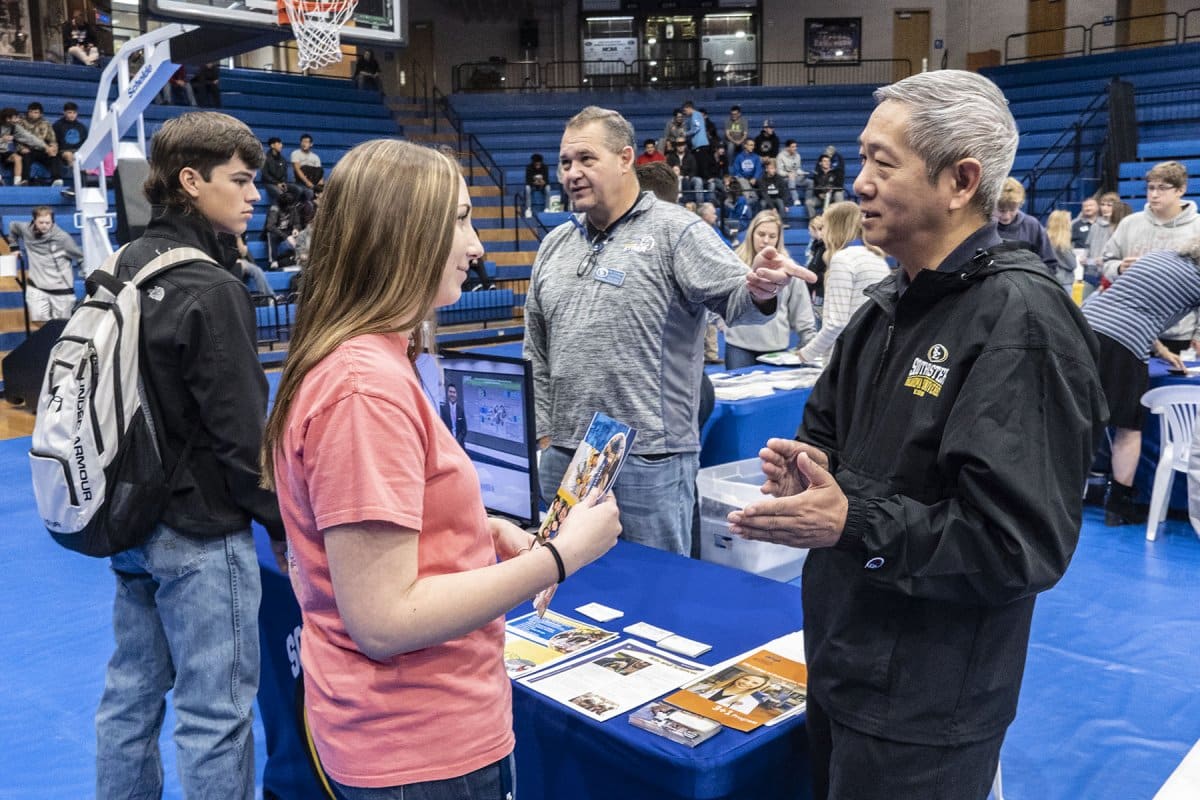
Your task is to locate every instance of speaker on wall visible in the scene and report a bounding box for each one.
[519,18,538,51]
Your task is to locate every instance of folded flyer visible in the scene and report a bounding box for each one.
[517,639,706,723]
[629,701,722,747]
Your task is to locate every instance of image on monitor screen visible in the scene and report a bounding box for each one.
[430,351,540,527]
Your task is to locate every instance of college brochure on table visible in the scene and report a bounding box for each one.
[628,701,723,747]
[664,643,807,733]
[518,639,707,723]
[503,610,618,678]
[533,412,637,616]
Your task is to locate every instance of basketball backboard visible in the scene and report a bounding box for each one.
[144,0,406,47]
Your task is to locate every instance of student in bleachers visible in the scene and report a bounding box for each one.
[352,48,382,92]
[290,133,324,196]
[7,206,82,325]
[159,66,198,106]
[666,137,704,204]
[730,138,763,215]
[191,63,222,108]
[62,10,100,67]
[806,153,843,221]
[262,137,299,203]
[661,108,687,153]
[795,201,889,365]
[265,189,304,268]
[524,152,549,217]
[261,138,622,799]
[994,176,1057,274]
[724,210,815,369]
[635,138,666,166]
[16,102,60,186]
[759,157,789,219]
[52,102,87,181]
[806,214,828,317]
[754,118,780,159]
[776,139,807,207]
[0,107,31,185]
[723,104,748,153]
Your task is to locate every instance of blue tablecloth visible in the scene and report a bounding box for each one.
[253,534,811,800]
[700,367,814,467]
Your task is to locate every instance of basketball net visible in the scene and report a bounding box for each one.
[278,0,358,71]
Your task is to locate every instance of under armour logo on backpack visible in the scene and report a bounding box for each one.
[147,286,165,302]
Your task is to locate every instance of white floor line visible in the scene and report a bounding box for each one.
[1154,738,1200,799]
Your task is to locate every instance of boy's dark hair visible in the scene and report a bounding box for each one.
[0,107,17,122]
[531,153,543,162]
[267,136,281,146]
[26,102,43,113]
[730,104,741,112]
[643,138,656,147]
[144,112,265,214]
[63,101,78,112]
[635,161,678,204]
[785,138,797,147]
[683,100,695,109]
[300,133,313,142]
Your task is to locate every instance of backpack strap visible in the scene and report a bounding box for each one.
[83,244,130,299]
[131,247,219,288]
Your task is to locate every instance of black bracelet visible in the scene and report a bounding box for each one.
[542,540,566,584]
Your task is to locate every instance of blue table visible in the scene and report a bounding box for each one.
[253,535,812,800]
[700,367,814,467]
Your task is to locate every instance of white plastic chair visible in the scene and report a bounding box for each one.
[1140,385,1200,541]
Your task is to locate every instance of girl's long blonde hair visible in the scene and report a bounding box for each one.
[261,139,461,488]
[1046,209,1073,252]
[734,210,788,265]
[822,201,885,260]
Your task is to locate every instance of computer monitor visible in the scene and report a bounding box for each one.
[433,350,540,528]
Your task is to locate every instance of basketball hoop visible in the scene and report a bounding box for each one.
[278,0,358,71]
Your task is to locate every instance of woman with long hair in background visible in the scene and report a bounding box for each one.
[723,209,816,369]
[796,201,891,365]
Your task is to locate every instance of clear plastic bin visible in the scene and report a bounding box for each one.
[696,458,807,583]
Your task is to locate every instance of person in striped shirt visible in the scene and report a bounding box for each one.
[1081,236,1200,525]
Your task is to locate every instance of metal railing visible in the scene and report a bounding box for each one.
[1004,7,1199,63]
[512,191,552,249]
[1021,86,1109,218]
[453,57,916,93]
[715,59,912,87]
[463,131,506,227]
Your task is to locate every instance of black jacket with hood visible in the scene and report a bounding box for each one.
[797,224,1106,745]
[115,210,284,540]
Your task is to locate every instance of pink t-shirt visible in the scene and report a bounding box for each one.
[274,332,513,787]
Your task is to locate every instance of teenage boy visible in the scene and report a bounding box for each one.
[52,102,88,175]
[94,111,285,800]
[6,205,82,324]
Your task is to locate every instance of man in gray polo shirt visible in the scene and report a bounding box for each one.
[524,105,813,555]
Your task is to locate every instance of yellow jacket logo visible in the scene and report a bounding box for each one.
[905,349,950,398]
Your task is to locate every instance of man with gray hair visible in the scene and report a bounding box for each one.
[525,105,813,556]
[729,71,1105,798]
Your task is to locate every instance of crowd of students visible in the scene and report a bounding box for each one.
[0,101,87,187]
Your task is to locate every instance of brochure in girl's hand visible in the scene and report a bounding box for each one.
[533,412,636,616]
[664,648,808,732]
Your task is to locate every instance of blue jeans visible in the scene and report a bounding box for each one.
[540,446,698,555]
[724,342,762,370]
[331,755,514,800]
[95,524,261,800]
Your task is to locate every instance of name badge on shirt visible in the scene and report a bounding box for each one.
[594,266,625,287]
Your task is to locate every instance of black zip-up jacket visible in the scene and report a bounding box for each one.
[262,148,289,187]
[797,226,1106,746]
[115,211,284,540]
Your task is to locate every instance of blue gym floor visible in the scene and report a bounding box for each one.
[1,430,1197,799]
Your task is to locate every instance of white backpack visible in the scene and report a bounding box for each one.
[28,245,216,556]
